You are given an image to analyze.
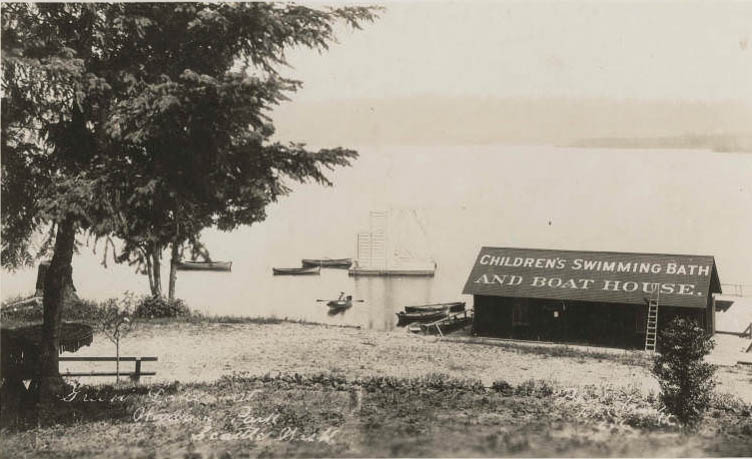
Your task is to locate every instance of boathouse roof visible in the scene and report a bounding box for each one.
[462,247,721,309]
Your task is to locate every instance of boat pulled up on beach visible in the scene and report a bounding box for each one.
[396,309,449,326]
[396,302,466,325]
[408,310,474,335]
[272,266,321,276]
[403,302,465,313]
[301,258,352,268]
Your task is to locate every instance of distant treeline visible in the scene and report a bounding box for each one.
[569,134,752,153]
[272,96,752,148]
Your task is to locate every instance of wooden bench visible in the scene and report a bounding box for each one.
[742,323,752,340]
[59,356,158,383]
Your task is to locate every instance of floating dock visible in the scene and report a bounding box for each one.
[348,268,435,277]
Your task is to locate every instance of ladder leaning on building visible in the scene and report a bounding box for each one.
[645,288,660,352]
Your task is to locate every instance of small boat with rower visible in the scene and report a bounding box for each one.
[317,292,364,310]
[327,295,353,310]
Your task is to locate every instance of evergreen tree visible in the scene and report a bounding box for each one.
[2,3,378,400]
[652,316,716,426]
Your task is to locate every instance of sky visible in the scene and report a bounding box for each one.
[281,1,752,103]
[268,1,752,146]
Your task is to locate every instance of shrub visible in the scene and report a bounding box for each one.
[64,298,104,322]
[651,317,716,426]
[1,296,103,324]
[98,294,137,383]
[513,379,555,397]
[491,379,513,395]
[711,392,751,415]
[0,299,43,323]
[134,295,190,318]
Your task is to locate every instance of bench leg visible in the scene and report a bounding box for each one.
[133,359,142,384]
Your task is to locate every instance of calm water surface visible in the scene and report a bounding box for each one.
[3,145,751,330]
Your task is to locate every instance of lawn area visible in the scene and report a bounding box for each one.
[2,373,751,458]
[3,302,752,457]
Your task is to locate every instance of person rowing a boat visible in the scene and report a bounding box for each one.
[318,293,362,309]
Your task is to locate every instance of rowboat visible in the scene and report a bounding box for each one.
[327,298,353,310]
[396,309,448,326]
[301,258,352,268]
[272,266,321,276]
[403,302,465,313]
[409,310,474,335]
[318,293,362,311]
[175,261,232,272]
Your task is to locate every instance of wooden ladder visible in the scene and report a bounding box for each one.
[645,289,660,352]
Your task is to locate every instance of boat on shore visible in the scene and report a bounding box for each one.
[176,261,232,272]
[403,302,465,313]
[301,258,352,268]
[396,309,449,326]
[409,310,474,335]
[272,266,321,276]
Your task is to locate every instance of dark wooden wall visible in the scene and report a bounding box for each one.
[472,295,711,350]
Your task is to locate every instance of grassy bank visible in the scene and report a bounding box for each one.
[2,373,751,457]
[0,296,359,329]
[448,336,652,367]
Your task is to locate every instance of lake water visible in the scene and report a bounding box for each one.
[2,145,751,330]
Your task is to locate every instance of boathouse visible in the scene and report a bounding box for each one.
[463,247,722,349]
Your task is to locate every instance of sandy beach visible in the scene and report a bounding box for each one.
[62,321,752,402]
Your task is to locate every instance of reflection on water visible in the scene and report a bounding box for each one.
[327,307,349,317]
[150,266,454,331]
[260,268,442,330]
[352,276,435,331]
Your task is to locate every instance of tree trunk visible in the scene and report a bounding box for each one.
[115,338,120,383]
[168,241,180,300]
[38,218,77,402]
[35,259,78,300]
[151,244,162,297]
[144,247,155,295]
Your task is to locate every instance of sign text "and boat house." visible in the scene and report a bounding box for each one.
[462,248,720,308]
